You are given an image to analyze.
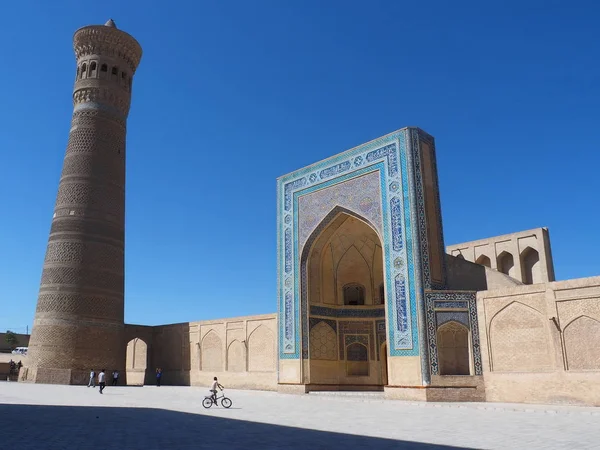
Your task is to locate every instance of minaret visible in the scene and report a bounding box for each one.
[22,20,142,384]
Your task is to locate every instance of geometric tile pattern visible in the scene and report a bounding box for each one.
[278,129,429,360]
[338,321,374,360]
[309,306,385,319]
[297,171,383,251]
[277,127,446,369]
[424,291,483,376]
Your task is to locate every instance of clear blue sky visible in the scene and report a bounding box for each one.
[1,0,598,333]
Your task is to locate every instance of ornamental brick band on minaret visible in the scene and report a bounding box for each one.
[22,20,142,384]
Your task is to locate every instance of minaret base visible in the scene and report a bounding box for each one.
[20,368,91,385]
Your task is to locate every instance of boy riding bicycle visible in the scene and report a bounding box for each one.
[210,377,224,403]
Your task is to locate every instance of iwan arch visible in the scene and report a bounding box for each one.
[117,127,600,406]
[22,20,600,407]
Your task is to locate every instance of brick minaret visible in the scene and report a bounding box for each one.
[23,20,142,384]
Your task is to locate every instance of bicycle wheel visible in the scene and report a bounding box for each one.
[221,397,232,408]
[202,397,213,409]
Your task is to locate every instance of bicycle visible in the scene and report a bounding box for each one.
[202,390,232,408]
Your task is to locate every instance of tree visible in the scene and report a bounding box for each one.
[5,330,18,350]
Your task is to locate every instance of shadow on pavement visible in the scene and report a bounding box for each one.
[0,404,469,449]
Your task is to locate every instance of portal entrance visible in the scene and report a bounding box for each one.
[303,211,387,389]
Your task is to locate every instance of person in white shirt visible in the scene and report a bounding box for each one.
[210,377,224,403]
[98,369,106,394]
[87,369,95,388]
[112,370,119,386]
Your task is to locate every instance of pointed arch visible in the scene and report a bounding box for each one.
[89,61,97,77]
[201,330,222,372]
[303,207,383,309]
[520,246,541,284]
[309,321,337,360]
[126,337,148,370]
[248,325,275,372]
[475,254,491,268]
[301,206,383,263]
[563,315,600,370]
[437,321,470,375]
[489,301,551,372]
[497,251,515,278]
[227,339,245,372]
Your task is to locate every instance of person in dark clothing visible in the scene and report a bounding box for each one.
[112,370,119,386]
[156,368,162,387]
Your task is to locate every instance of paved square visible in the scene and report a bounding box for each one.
[1,382,599,449]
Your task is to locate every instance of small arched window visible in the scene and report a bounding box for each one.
[101,64,108,72]
[378,283,385,305]
[111,66,118,77]
[343,284,365,306]
[90,62,97,77]
[81,63,87,79]
[475,254,491,268]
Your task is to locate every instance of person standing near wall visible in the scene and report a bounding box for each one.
[112,370,119,386]
[87,369,95,388]
[98,369,106,394]
[156,368,162,387]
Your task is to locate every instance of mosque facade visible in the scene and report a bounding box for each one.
[20,21,600,407]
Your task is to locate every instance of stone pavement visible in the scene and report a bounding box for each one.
[1,382,599,449]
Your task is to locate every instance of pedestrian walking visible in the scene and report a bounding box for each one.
[98,369,106,394]
[156,368,162,387]
[112,370,119,386]
[87,369,96,388]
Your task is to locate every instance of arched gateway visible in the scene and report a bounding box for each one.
[303,210,386,388]
[277,127,484,399]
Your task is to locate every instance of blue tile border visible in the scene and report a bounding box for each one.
[310,306,386,319]
[276,127,445,365]
[424,291,483,376]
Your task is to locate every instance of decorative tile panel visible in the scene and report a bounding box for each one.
[436,311,469,327]
[434,301,468,309]
[338,321,374,360]
[309,317,337,332]
[424,291,482,376]
[310,306,385,319]
[298,171,382,251]
[277,127,440,360]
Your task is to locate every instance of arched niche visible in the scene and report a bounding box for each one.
[201,330,223,372]
[564,316,600,370]
[346,342,369,376]
[126,338,148,386]
[489,302,551,372]
[437,321,470,375]
[247,325,275,372]
[227,340,245,372]
[520,247,541,284]
[475,254,491,268]
[301,208,385,387]
[497,251,516,278]
[305,212,383,306]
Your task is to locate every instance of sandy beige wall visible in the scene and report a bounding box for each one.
[478,276,600,406]
[125,314,278,390]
